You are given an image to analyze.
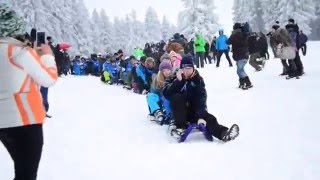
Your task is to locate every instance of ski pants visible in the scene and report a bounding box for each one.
[170,94,228,140]
[249,52,263,70]
[195,52,205,68]
[0,124,43,180]
[147,93,171,117]
[217,50,233,67]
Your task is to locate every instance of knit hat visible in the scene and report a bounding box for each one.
[180,55,194,69]
[233,23,242,30]
[288,18,295,24]
[159,60,173,71]
[0,3,26,37]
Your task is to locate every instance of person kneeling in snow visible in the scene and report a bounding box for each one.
[163,56,239,142]
[147,60,173,125]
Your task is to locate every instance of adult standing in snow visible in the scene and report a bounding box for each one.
[285,18,304,77]
[193,33,206,68]
[216,29,233,67]
[162,56,239,141]
[227,23,253,90]
[210,36,218,63]
[0,3,58,180]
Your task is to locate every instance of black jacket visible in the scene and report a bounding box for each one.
[247,35,259,54]
[227,29,249,61]
[163,70,207,119]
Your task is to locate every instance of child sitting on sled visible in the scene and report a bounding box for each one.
[146,60,173,125]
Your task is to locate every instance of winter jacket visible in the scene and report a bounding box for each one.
[247,35,259,54]
[136,65,154,87]
[285,23,300,48]
[211,39,217,52]
[227,29,249,61]
[133,49,145,59]
[216,31,229,51]
[0,37,58,129]
[188,40,195,54]
[104,63,119,78]
[163,70,207,119]
[194,34,206,53]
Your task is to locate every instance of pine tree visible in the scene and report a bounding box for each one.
[276,0,316,35]
[310,0,320,39]
[113,17,127,53]
[161,16,170,41]
[178,0,219,40]
[145,7,162,42]
[100,9,114,53]
[91,9,102,53]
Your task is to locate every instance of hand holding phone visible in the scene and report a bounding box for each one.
[176,69,183,81]
[37,32,46,47]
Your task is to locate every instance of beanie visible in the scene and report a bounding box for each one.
[180,55,194,69]
[159,60,173,71]
[288,18,295,24]
[0,3,26,37]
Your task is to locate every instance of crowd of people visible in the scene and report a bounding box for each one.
[0,2,310,179]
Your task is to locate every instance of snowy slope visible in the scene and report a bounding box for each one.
[1,42,320,180]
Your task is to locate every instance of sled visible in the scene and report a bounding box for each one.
[178,123,213,143]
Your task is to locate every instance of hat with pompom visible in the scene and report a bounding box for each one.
[0,3,26,37]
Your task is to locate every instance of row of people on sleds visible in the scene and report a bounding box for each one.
[99,53,240,142]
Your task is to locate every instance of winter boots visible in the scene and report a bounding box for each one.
[239,76,253,90]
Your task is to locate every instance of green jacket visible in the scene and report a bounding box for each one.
[133,48,145,58]
[194,34,206,53]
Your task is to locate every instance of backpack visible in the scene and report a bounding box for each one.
[298,34,308,47]
[242,22,252,36]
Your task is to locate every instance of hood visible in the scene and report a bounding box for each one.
[219,29,224,35]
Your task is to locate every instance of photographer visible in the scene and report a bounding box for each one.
[227,23,253,90]
[0,3,58,180]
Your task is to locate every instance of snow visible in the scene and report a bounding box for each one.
[1,42,320,180]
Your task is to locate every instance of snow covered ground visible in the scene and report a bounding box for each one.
[1,42,320,180]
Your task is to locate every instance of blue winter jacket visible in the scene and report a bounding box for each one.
[136,65,154,85]
[104,63,119,78]
[216,31,229,51]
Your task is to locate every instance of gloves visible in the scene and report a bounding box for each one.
[197,119,206,126]
[195,44,200,47]
[122,67,126,72]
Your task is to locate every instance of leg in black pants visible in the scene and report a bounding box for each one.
[0,124,43,180]
[170,94,228,140]
[223,50,233,66]
[202,112,228,140]
[216,51,223,67]
[293,52,304,75]
[195,53,200,68]
[170,94,189,129]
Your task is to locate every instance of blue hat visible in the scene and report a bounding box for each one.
[180,56,194,69]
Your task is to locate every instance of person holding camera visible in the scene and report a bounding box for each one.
[227,23,253,90]
[163,56,239,142]
[0,3,58,180]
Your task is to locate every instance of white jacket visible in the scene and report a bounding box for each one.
[0,38,58,129]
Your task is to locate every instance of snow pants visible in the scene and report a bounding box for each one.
[170,94,228,140]
[217,50,233,67]
[147,93,171,117]
[195,52,205,68]
[0,124,43,180]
